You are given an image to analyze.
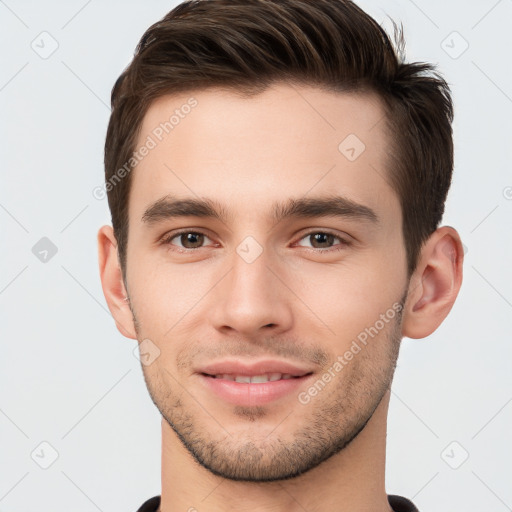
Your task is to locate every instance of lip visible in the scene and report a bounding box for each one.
[195,359,315,406]
[196,359,314,378]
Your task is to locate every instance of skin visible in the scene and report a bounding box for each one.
[98,83,463,512]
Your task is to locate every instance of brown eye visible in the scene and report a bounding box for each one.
[177,232,205,248]
[162,231,213,250]
[308,233,336,249]
[296,231,345,250]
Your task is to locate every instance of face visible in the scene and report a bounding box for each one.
[123,83,409,481]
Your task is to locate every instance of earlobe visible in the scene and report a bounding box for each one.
[402,226,464,339]
[97,225,138,340]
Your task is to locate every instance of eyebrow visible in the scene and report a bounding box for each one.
[141,194,378,226]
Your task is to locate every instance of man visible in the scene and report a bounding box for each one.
[97,0,463,510]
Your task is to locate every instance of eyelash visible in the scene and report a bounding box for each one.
[158,229,351,253]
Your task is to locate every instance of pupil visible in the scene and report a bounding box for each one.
[182,233,203,248]
[312,233,333,248]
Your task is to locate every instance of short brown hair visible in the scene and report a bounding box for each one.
[104,0,454,280]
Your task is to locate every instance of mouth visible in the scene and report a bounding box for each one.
[201,372,313,383]
[194,358,317,406]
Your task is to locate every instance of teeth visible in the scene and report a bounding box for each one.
[248,374,267,383]
[213,372,296,383]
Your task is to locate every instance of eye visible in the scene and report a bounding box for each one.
[160,230,214,250]
[158,229,351,253]
[295,231,350,251]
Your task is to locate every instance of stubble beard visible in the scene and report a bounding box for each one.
[132,297,405,482]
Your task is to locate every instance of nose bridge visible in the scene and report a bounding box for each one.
[232,242,273,301]
[210,236,293,334]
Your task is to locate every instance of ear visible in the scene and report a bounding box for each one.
[97,225,137,339]
[402,226,464,339]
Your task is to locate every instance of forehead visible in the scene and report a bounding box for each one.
[129,83,397,224]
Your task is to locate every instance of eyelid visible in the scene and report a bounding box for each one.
[159,227,352,252]
[158,229,217,249]
[293,229,352,249]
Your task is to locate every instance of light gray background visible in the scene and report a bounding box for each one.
[1,0,511,510]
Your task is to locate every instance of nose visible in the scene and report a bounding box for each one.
[209,244,294,338]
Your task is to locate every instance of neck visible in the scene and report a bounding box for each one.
[159,390,393,512]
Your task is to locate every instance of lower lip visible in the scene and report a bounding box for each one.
[198,374,314,406]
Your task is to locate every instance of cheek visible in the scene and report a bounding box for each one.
[288,260,403,346]
[128,254,218,339]
[127,232,406,346]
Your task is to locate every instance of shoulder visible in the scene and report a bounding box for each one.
[135,494,417,512]
[135,495,161,512]
[388,494,420,512]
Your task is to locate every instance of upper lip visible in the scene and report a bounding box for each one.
[196,359,314,377]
